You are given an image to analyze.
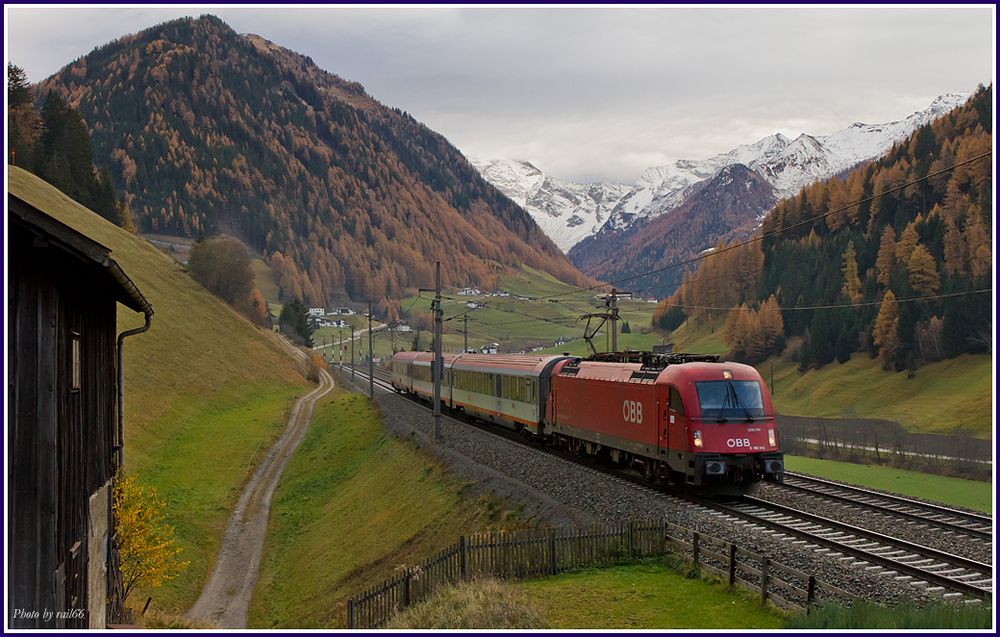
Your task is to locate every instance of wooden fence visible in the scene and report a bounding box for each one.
[346,520,859,628]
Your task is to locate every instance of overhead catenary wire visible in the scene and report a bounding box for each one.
[658,288,993,313]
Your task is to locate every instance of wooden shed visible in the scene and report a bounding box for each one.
[7,192,153,628]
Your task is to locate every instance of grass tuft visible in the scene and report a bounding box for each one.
[387,579,547,629]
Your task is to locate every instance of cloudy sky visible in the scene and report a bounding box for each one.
[6,5,994,183]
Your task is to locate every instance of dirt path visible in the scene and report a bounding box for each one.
[187,348,334,628]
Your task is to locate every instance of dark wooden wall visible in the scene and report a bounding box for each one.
[9,222,117,628]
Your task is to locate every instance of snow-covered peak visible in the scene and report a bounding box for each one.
[470,158,546,208]
[471,157,629,252]
[474,92,971,252]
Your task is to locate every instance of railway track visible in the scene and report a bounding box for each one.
[705,496,992,601]
[344,364,994,602]
[777,473,993,542]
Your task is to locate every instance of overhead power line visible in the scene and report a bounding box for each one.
[658,288,993,313]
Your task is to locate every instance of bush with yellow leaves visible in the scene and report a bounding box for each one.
[112,473,189,605]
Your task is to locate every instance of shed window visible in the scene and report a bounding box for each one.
[71,333,81,391]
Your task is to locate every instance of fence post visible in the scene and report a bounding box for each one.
[807,575,817,608]
[692,532,700,567]
[403,570,412,607]
[549,529,557,575]
[460,536,468,579]
[347,598,354,629]
[760,556,770,605]
[728,543,737,588]
[628,520,635,558]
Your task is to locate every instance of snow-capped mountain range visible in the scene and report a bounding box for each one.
[474,93,969,254]
[470,158,630,252]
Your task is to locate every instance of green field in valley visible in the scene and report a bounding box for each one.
[9,167,311,612]
[394,265,662,356]
[785,456,993,513]
[519,562,784,629]
[249,389,530,628]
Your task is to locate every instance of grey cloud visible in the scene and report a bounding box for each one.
[6,6,992,184]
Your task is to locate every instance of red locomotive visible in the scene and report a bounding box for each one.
[390,351,783,492]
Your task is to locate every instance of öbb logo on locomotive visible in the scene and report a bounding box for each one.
[389,351,784,493]
[622,400,643,424]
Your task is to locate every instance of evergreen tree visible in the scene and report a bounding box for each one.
[7,63,33,166]
[278,298,313,347]
[7,63,30,107]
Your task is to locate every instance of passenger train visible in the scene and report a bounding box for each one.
[390,351,783,492]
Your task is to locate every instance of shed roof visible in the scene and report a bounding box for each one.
[9,193,153,316]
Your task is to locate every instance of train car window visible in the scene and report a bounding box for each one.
[502,375,510,399]
[669,387,685,416]
[526,379,534,402]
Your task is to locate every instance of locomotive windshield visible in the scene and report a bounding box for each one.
[695,380,765,420]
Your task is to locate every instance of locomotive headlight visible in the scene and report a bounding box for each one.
[768,429,776,447]
[693,430,703,448]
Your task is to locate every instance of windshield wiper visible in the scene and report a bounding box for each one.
[728,382,754,422]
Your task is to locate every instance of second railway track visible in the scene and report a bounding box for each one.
[775,473,993,542]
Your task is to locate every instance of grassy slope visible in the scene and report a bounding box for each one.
[8,167,309,611]
[519,563,784,629]
[249,390,526,628]
[250,257,281,305]
[785,456,993,513]
[670,319,993,439]
[762,355,993,438]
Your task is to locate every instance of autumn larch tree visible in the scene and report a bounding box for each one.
[875,226,896,287]
[872,290,901,371]
[906,243,940,296]
[840,240,863,303]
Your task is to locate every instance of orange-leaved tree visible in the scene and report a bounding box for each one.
[112,473,189,605]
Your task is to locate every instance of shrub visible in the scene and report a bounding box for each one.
[113,473,189,605]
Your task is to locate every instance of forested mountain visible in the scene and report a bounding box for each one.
[655,85,992,371]
[35,15,587,316]
[8,63,130,228]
